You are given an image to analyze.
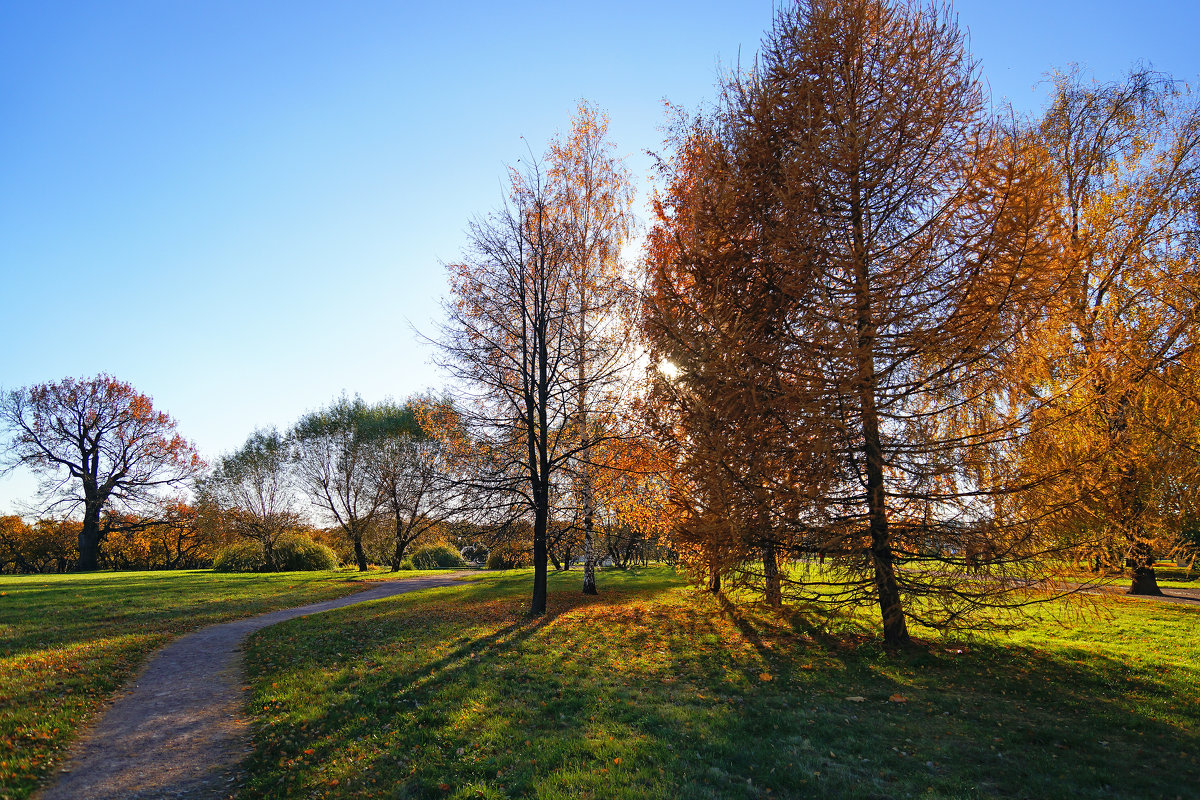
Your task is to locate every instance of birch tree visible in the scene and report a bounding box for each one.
[548,102,636,595]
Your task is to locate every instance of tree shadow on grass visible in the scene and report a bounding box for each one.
[238,573,1200,800]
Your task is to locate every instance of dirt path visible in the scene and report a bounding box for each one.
[1088,584,1200,605]
[36,573,472,800]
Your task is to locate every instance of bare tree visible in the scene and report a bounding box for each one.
[292,396,387,572]
[0,375,202,571]
[435,158,577,614]
[371,398,464,570]
[201,427,300,570]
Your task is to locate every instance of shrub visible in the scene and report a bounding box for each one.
[274,534,339,571]
[486,548,531,570]
[409,543,467,570]
[212,541,267,573]
[460,543,488,564]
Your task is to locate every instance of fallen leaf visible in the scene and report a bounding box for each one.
[845,696,866,702]
[760,673,773,682]
[889,694,908,703]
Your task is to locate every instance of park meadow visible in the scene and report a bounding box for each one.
[1,566,1198,799]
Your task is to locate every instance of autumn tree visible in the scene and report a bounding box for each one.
[0,515,78,573]
[292,396,388,572]
[547,102,637,594]
[436,156,579,614]
[1015,68,1200,594]
[0,375,203,571]
[202,427,302,570]
[643,0,1056,645]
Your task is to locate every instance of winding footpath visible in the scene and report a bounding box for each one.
[37,573,471,800]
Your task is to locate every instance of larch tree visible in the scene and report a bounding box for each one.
[1015,68,1200,595]
[643,0,1056,645]
[436,158,575,614]
[0,375,203,571]
[547,101,636,595]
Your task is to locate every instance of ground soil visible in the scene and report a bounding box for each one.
[35,573,471,800]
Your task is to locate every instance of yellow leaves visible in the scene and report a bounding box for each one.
[759,672,774,682]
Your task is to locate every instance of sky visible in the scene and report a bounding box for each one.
[2,0,1198,514]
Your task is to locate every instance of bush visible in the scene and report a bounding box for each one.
[486,548,531,570]
[409,543,467,570]
[212,541,267,573]
[460,543,488,564]
[274,534,339,571]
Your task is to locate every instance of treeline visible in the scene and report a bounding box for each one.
[0,388,669,575]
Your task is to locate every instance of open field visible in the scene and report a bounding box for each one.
[0,568,451,800]
[240,567,1200,800]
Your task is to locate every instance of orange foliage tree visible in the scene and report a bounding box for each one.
[0,375,203,571]
[0,515,78,573]
[101,501,217,570]
[1013,68,1200,594]
[641,0,1058,645]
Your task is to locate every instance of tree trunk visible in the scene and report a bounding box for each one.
[762,541,782,607]
[76,500,103,572]
[852,175,910,648]
[531,487,549,614]
[549,550,562,571]
[1128,539,1163,596]
[353,531,368,572]
[582,524,597,594]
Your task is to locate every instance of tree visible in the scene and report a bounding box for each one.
[372,398,463,571]
[292,396,388,572]
[436,157,576,614]
[1016,68,1200,594]
[642,0,1056,645]
[202,428,301,571]
[548,101,637,595]
[0,375,203,571]
[0,515,78,574]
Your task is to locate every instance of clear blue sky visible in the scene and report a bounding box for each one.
[2,0,1198,513]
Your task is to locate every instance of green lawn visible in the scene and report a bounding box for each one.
[239,567,1200,800]
[0,567,443,800]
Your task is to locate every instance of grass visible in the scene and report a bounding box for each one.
[0,566,453,800]
[239,567,1200,800]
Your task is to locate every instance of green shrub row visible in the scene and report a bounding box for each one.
[212,534,340,572]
